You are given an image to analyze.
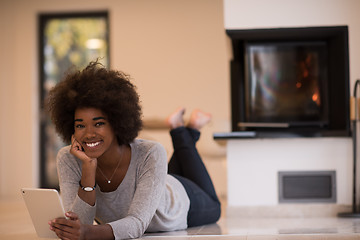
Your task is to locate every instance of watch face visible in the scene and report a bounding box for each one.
[84,187,94,192]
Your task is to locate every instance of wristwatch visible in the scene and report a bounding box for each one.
[79,181,96,192]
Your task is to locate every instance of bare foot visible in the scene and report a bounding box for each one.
[187,109,212,130]
[166,107,186,129]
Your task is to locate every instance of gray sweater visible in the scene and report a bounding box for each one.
[57,139,190,239]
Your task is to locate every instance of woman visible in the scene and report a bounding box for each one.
[46,61,221,240]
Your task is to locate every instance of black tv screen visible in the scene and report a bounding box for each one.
[244,41,329,126]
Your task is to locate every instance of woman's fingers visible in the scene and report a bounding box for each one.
[66,211,79,221]
[69,136,97,169]
[71,135,82,151]
[70,136,89,161]
[49,213,82,240]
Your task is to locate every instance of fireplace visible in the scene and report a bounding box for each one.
[227,26,350,137]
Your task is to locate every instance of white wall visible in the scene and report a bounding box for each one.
[0,0,229,199]
[224,0,360,206]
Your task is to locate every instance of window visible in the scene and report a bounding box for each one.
[39,12,110,188]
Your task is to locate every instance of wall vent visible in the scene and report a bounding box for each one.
[278,171,336,203]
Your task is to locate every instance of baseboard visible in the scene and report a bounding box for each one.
[226,204,352,218]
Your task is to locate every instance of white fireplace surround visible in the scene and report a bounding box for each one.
[223,0,360,212]
[227,137,352,207]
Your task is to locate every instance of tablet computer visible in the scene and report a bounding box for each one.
[21,188,66,239]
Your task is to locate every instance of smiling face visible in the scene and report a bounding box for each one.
[73,107,118,159]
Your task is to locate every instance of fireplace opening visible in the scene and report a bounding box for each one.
[227,26,350,137]
[244,41,328,126]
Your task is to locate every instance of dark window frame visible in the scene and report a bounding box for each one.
[38,11,110,189]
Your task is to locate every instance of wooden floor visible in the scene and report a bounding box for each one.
[1,199,360,240]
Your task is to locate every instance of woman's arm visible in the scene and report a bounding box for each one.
[70,136,97,206]
[56,146,97,225]
[77,162,96,206]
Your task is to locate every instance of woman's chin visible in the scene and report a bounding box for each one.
[84,150,102,159]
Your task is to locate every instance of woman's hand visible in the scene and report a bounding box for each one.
[49,212,115,240]
[70,135,97,167]
[49,212,89,240]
